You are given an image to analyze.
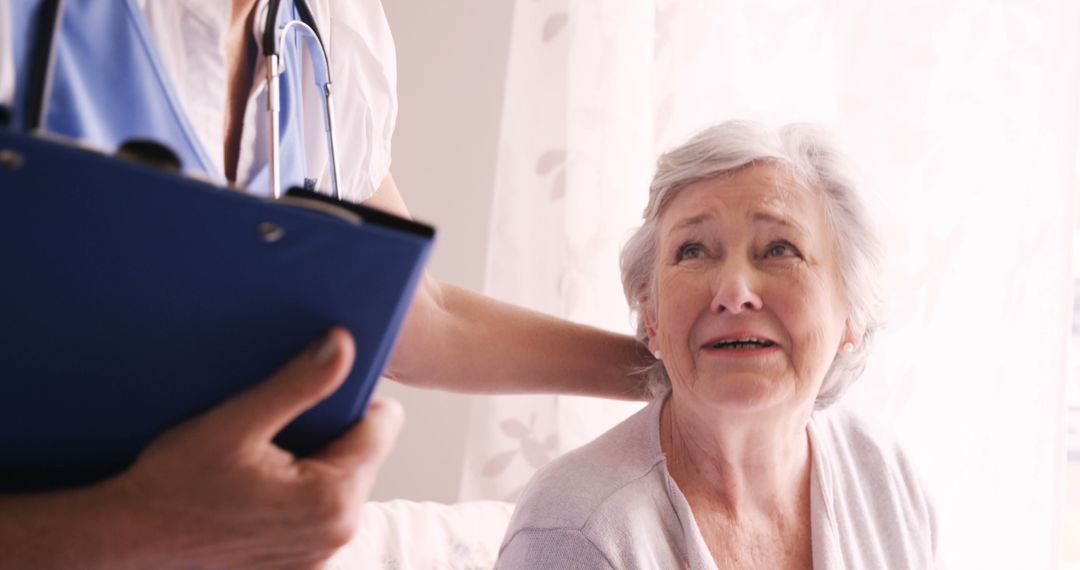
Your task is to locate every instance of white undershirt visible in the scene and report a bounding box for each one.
[0,0,14,112]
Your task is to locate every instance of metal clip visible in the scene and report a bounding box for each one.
[0,149,25,171]
[257,221,285,243]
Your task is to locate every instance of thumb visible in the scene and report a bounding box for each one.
[206,327,356,447]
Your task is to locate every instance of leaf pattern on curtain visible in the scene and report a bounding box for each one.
[535,149,566,199]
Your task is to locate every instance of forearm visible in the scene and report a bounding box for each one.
[0,480,161,570]
[387,277,652,399]
[365,173,652,398]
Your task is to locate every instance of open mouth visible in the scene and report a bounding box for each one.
[707,338,777,350]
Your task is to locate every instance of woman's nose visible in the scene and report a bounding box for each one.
[709,265,763,314]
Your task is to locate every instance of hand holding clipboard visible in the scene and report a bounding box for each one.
[95,328,405,566]
[0,127,435,491]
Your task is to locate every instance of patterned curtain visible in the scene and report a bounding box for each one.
[459,1,1080,567]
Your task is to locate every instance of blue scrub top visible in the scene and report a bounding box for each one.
[8,0,311,195]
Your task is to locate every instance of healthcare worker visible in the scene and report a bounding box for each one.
[0,0,650,567]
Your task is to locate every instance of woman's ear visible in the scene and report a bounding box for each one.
[840,320,864,352]
[641,296,660,356]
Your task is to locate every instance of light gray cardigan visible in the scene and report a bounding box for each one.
[496,397,938,569]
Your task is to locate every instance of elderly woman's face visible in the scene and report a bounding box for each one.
[646,163,852,414]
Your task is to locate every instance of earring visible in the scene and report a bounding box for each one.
[653,350,662,360]
[841,342,855,354]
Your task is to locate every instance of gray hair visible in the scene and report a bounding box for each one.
[620,121,884,409]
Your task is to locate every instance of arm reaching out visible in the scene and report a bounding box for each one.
[0,328,403,570]
[366,174,653,399]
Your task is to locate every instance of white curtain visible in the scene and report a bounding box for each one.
[460,1,1080,567]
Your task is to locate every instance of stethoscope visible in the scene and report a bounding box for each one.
[261,0,341,200]
[24,0,342,200]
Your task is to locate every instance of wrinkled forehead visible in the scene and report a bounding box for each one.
[657,163,827,234]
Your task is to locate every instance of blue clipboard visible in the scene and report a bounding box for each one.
[0,128,435,491]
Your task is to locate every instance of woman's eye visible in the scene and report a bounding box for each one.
[764,241,801,259]
[676,242,705,261]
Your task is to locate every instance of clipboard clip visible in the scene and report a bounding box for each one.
[0,148,25,171]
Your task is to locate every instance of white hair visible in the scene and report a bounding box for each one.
[620,121,884,408]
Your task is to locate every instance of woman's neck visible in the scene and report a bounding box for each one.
[660,393,813,520]
[661,394,815,568]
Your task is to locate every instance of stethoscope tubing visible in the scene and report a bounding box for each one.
[263,9,341,200]
[24,0,65,133]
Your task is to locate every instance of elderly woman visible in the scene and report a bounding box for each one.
[496,121,938,569]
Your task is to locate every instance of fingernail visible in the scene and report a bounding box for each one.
[312,332,338,365]
[370,397,404,420]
